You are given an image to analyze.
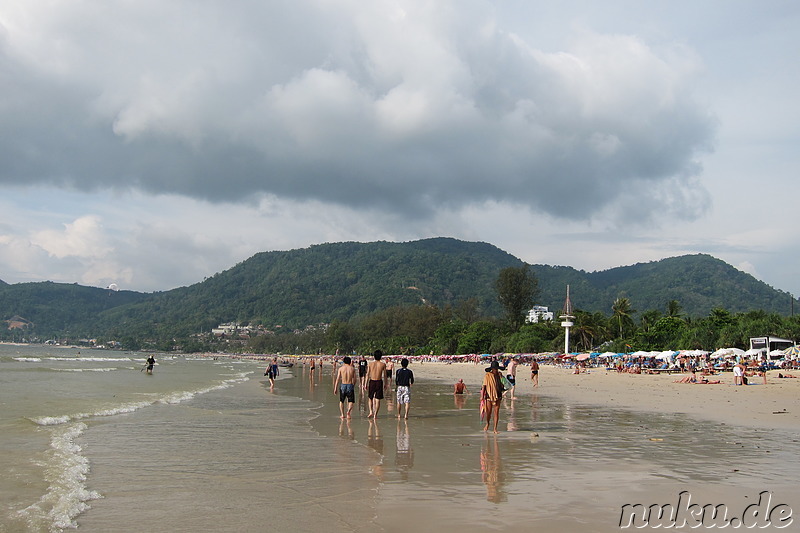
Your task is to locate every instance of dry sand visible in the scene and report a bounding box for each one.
[415,361,800,430]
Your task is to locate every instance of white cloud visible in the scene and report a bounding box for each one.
[0,0,798,301]
[31,216,111,260]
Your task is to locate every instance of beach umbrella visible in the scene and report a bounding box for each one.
[711,348,741,359]
[576,353,591,361]
[656,350,677,361]
[783,346,800,359]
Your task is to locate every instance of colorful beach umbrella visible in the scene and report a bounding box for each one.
[783,346,800,359]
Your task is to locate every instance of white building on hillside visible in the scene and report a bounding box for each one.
[526,305,554,323]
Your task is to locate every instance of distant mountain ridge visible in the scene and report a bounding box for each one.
[0,238,795,340]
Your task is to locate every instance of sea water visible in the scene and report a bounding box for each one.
[0,345,379,533]
[4,344,800,532]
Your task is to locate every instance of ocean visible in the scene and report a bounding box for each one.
[3,344,800,532]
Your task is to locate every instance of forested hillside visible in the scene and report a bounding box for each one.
[0,238,795,343]
[533,254,792,317]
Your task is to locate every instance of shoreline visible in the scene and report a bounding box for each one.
[412,361,800,431]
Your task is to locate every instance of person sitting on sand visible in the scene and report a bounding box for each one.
[674,372,697,384]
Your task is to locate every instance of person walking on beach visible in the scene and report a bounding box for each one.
[367,350,387,418]
[333,356,357,418]
[385,358,394,391]
[265,357,280,389]
[394,358,414,419]
[506,357,518,399]
[530,360,539,387]
[145,354,156,375]
[482,361,503,433]
[358,356,368,391]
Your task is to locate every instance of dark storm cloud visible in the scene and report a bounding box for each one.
[0,1,715,222]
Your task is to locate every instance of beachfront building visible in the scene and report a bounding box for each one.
[749,335,794,356]
[526,305,554,323]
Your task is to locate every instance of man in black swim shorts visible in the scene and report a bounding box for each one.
[366,350,386,418]
[333,356,357,418]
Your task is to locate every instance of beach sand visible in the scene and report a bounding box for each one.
[417,362,800,430]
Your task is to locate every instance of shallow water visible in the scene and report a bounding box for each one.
[3,347,799,532]
[309,371,800,532]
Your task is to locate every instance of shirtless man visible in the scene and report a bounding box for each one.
[333,356,357,418]
[506,357,518,398]
[366,350,387,418]
[385,358,394,391]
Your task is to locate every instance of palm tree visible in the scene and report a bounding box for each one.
[666,300,683,317]
[611,297,636,338]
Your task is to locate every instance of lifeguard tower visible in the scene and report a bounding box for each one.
[560,285,575,354]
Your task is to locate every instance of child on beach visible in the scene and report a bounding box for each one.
[394,358,414,419]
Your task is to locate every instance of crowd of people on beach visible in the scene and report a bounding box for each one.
[260,351,540,434]
[252,347,797,436]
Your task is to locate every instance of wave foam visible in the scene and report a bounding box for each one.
[17,422,103,531]
[30,373,251,427]
[52,367,117,372]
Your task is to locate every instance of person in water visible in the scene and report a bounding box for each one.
[265,358,280,389]
[145,355,156,375]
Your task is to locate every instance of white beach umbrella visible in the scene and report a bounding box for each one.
[711,348,744,359]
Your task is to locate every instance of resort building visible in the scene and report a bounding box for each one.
[749,335,794,354]
[526,305,554,323]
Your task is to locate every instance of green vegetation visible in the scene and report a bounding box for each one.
[239,302,800,357]
[0,238,797,352]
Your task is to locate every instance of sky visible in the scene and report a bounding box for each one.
[1,1,798,304]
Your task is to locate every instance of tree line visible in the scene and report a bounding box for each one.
[231,267,800,356]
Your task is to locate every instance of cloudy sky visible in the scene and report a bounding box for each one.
[1,1,798,303]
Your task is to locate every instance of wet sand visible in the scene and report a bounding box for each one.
[416,362,800,430]
[307,362,800,532]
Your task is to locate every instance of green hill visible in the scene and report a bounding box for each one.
[0,238,795,341]
[533,254,793,317]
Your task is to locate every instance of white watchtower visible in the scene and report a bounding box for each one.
[560,285,575,354]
